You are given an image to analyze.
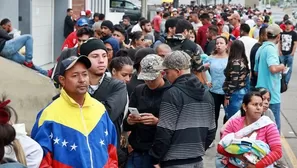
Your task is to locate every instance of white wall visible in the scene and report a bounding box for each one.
[32,0,54,66]
[0,0,19,29]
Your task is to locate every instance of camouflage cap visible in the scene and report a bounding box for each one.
[154,51,191,70]
[138,54,163,80]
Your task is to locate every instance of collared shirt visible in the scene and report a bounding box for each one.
[88,73,106,94]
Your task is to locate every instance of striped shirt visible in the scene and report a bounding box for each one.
[218,117,282,167]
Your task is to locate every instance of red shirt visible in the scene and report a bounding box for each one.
[196,23,211,51]
[280,23,295,31]
[61,31,78,50]
[231,24,240,38]
[152,15,162,33]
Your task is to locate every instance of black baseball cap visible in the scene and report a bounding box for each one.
[59,56,91,76]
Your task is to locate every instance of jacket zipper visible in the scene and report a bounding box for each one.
[80,107,94,168]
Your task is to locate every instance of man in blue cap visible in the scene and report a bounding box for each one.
[62,18,89,50]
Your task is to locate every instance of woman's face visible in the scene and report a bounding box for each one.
[112,65,133,83]
[244,96,264,120]
[135,35,145,47]
[262,92,270,112]
[215,37,227,54]
[105,43,114,63]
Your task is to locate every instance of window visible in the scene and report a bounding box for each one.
[124,1,135,9]
[110,1,122,8]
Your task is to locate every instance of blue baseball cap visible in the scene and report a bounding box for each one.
[59,56,91,76]
[77,18,89,27]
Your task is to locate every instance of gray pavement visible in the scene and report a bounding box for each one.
[203,52,297,168]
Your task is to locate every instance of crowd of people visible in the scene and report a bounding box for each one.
[0,3,294,168]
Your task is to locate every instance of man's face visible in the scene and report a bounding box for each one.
[77,35,90,49]
[88,49,108,76]
[59,62,89,96]
[164,69,179,83]
[189,14,196,22]
[285,24,292,31]
[144,74,163,90]
[123,19,130,26]
[157,47,171,58]
[168,27,176,35]
[257,19,263,27]
[113,31,125,43]
[143,23,152,33]
[68,10,73,16]
[101,26,112,37]
[172,11,178,17]
[2,22,12,32]
[94,16,99,22]
[209,13,214,19]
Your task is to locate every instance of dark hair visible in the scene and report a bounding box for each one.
[248,15,252,19]
[130,31,143,46]
[122,15,131,22]
[109,56,133,72]
[0,19,10,26]
[134,48,156,72]
[93,13,100,19]
[165,18,178,33]
[163,12,170,18]
[114,24,126,36]
[225,40,249,75]
[140,19,150,29]
[175,19,193,34]
[208,25,218,36]
[99,14,105,20]
[138,17,146,22]
[199,13,210,20]
[251,87,271,98]
[76,27,94,38]
[0,96,17,161]
[240,92,263,116]
[240,23,250,34]
[212,36,228,55]
[259,27,267,44]
[67,8,72,13]
[115,49,129,57]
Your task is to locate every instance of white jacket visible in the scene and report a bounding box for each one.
[5,124,43,168]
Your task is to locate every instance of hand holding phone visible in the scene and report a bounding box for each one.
[129,107,141,117]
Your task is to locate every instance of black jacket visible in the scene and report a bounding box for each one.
[127,73,145,96]
[64,15,75,38]
[90,75,128,145]
[166,35,198,56]
[123,79,171,152]
[0,27,12,53]
[149,74,216,167]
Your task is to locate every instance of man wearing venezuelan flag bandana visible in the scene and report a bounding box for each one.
[31,56,118,168]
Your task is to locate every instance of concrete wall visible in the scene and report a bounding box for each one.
[54,0,69,61]
[32,0,54,66]
[0,0,19,29]
[19,0,32,35]
[0,57,57,132]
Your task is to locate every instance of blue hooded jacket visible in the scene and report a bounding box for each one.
[104,37,120,58]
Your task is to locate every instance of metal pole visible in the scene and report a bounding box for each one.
[141,0,147,19]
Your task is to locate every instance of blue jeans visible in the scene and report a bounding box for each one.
[224,88,247,120]
[280,55,293,84]
[0,35,47,76]
[270,103,281,132]
[125,151,154,168]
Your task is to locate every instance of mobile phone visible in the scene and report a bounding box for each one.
[128,107,141,117]
[284,67,290,74]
